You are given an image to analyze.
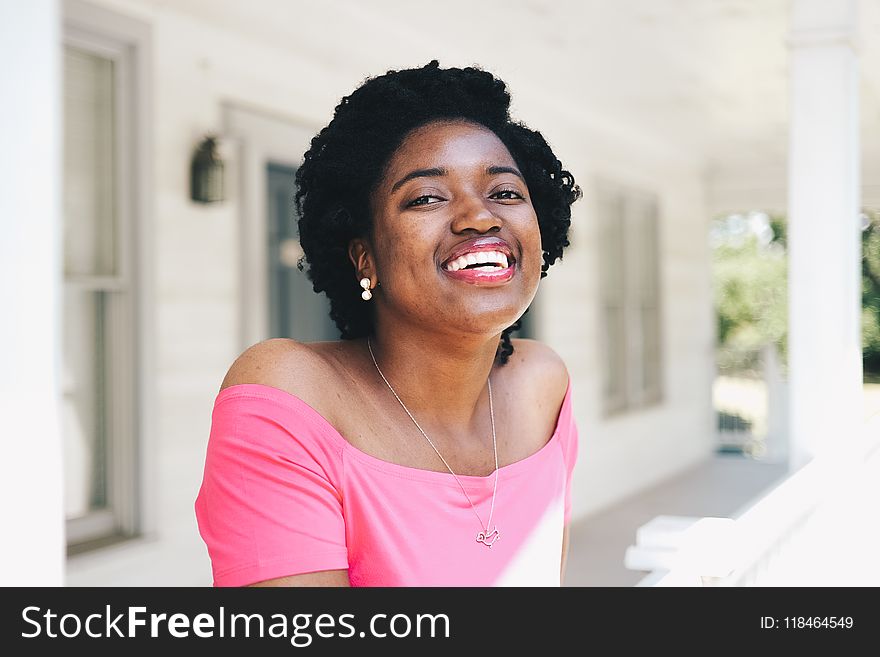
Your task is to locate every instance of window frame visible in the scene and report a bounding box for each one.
[62,0,153,554]
[596,178,664,417]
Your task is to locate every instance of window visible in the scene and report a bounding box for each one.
[597,180,663,416]
[266,163,337,341]
[62,26,139,552]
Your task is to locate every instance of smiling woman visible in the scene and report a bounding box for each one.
[195,61,582,587]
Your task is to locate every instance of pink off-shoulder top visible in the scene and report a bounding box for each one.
[194,377,578,587]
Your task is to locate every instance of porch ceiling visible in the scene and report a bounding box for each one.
[146,0,880,170]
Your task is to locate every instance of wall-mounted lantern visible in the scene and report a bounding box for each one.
[190,135,224,203]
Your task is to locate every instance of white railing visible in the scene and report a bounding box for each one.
[628,413,880,587]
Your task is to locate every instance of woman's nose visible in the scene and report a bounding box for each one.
[450,195,501,233]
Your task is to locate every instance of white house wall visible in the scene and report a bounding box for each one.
[65,0,713,585]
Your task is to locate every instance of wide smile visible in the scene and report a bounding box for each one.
[439,238,518,287]
[441,260,516,286]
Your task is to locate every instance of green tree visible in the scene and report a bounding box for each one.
[863,211,880,378]
[712,210,880,379]
[713,212,788,374]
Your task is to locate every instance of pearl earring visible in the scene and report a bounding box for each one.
[360,277,372,301]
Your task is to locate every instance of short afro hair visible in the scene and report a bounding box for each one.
[294,60,580,365]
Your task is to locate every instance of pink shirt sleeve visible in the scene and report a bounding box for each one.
[194,385,349,586]
[560,378,579,525]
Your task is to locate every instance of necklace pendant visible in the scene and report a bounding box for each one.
[476,526,501,548]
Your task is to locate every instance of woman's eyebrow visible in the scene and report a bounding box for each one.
[390,164,524,193]
[487,165,524,181]
[391,167,447,193]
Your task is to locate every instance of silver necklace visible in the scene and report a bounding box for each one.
[367,337,501,548]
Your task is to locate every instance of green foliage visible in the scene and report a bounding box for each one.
[713,213,788,366]
[863,212,880,374]
[712,209,880,377]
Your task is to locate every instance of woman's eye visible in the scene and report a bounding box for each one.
[407,195,443,207]
[491,188,525,201]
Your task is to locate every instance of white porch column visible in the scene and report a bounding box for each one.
[0,0,65,584]
[787,0,862,470]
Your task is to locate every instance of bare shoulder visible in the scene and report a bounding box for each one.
[219,338,333,398]
[507,338,570,402]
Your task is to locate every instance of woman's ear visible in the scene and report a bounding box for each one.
[348,238,373,279]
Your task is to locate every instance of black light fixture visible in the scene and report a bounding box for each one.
[190,135,224,203]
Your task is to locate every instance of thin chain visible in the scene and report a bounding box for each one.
[367,337,499,533]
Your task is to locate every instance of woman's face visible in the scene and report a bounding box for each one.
[355,120,543,339]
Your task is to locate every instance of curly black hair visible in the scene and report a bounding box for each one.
[294,60,581,365]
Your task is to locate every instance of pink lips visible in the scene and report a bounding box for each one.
[442,262,516,286]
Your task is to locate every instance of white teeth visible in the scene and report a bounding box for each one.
[444,250,511,271]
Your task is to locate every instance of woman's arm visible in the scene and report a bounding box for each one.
[199,339,351,588]
[248,569,351,587]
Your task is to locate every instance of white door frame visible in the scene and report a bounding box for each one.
[222,103,319,351]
